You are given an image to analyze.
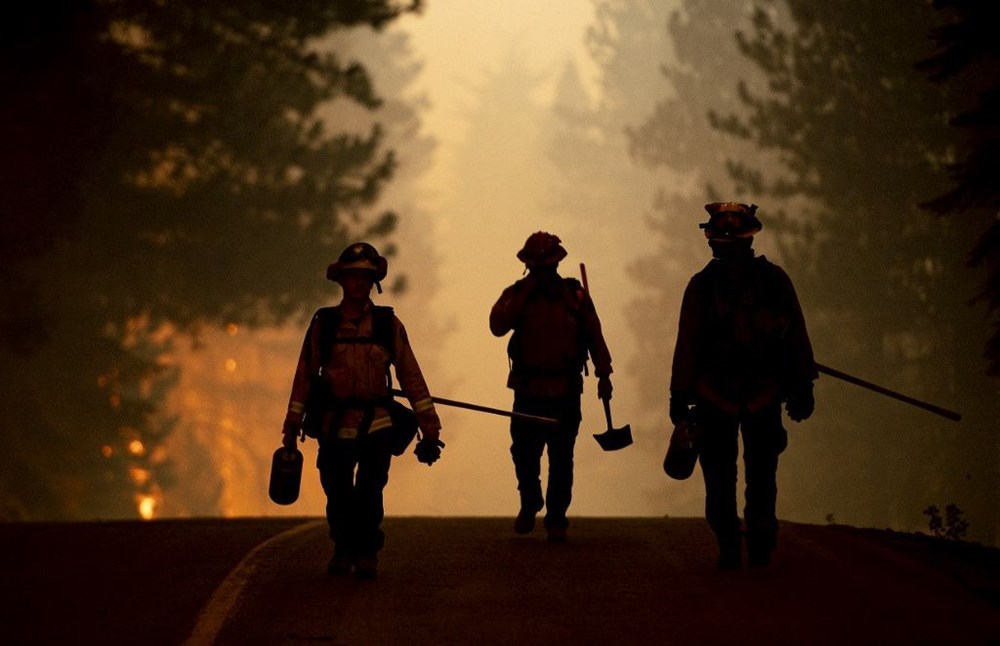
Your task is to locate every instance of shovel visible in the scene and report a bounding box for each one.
[594,396,633,451]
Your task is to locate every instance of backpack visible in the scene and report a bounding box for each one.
[313,305,396,369]
[506,277,589,378]
[302,306,416,449]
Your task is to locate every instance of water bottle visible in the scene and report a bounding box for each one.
[268,445,303,505]
[663,420,699,480]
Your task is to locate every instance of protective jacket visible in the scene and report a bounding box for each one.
[284,301,440,439]
[671,255,816,415]
[490,274,612,397]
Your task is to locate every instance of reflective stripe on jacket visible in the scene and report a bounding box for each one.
[284,301,441,439]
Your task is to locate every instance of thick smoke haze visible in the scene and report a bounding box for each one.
[2,1,997,547]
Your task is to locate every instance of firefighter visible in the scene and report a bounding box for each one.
[490,232,613,543]
[669,203,817,569]
[282,242,444,579]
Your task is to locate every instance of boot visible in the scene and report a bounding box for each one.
[747,532,775,568]
[327,549,353,576]
[717,534,742,571]
[514,495,544,535]
[355,556,378,580]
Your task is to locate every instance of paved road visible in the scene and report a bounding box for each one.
[4,517,999,645]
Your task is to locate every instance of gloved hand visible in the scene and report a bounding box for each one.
[414,433,445,466]
[282,420,301,449]
[597,375,613,400]
[669,392,690,425]
[785,382,815,422]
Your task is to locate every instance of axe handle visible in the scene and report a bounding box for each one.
[391,390,559,425]
[601,396,614,430]
[815,363,961,422]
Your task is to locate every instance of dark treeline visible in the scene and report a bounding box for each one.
[0,1,421,520]
[547,0,997,544]
[628,0,998,542]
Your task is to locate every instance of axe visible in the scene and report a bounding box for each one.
[595,395,633,451]
[581,263,633,451]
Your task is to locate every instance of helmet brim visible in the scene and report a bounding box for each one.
[326,258,388,282]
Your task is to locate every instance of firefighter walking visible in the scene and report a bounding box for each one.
[281,242,444,579]
[669,204,817,569]
[490,232,614,543]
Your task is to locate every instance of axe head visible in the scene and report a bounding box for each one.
[593,424,633,451]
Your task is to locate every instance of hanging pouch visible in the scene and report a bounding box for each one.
[386,400,419,456]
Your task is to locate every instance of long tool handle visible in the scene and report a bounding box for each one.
[391,390,559,425]
[601,396,614,431]
[815,362,961,422]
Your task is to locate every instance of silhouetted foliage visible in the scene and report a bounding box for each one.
[706,0,998,542]
[924,503,970,541]
[625,0,999,543]
[0,1,419,519]
[917,0,1000,375]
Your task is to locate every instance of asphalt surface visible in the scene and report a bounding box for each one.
[3,517,999,645]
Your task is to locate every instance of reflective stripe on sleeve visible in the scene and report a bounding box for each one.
[337,426,359,440]
[289,401,305,415]
[413,397,434,413]
[369,411,393,432]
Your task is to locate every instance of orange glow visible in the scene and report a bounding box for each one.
[137,495,156,520]
[224,359,237,373]
[226,323,239,336]
[128,439,145,456]
[130,467,151,486]
[101,445,114,458]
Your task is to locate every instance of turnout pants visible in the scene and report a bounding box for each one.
[510,392,582,529]
[696,403,787,554]
[317,431,393,560]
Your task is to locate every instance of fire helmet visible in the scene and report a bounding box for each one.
[516,231,568,267]
[700,202,762,240]
[326,242,388,282]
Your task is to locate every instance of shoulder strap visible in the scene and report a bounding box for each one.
[314,307,341,371]
[371,305,396,361]
[315,305,395,365]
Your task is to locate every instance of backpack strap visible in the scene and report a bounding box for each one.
[315,305,395,388]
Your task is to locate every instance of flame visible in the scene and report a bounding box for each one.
[128,439,145,456]
[130,467,151,486]
[138,495,156,520]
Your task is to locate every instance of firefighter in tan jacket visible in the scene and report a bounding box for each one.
[282,242,443,579]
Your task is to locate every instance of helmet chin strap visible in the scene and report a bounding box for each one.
[375,281,383,294]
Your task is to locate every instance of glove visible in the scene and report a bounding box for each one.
[282,420,301,449]
[414,435,445,466]
[785,382,815,422]
[669,393,690,425]
[597,375,613,400]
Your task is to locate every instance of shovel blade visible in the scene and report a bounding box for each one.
[594,425,633,451]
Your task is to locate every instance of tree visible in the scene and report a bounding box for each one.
[623,0,998,543]
[918,0,1000,375]
[0,0,420,520]
[704,0,999,542]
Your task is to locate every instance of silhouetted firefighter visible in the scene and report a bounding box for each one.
[490,232,614,543]
[669,204,817,570]
[282,242,444,579]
